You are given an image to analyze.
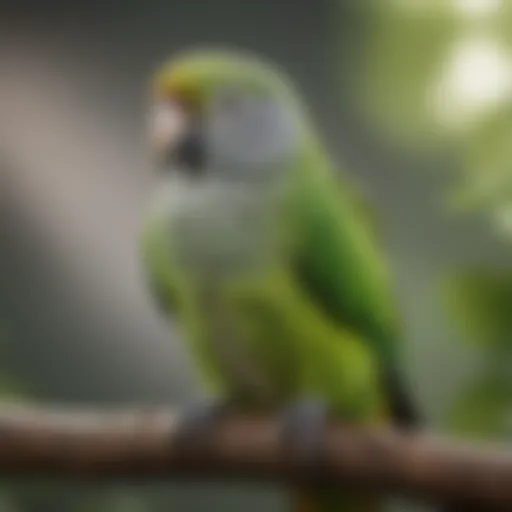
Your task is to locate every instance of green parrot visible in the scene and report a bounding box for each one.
[141,48,418,512]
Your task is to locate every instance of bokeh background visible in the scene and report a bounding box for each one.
[1,0,512,510]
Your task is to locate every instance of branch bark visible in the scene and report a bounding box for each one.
[0,405,509,508]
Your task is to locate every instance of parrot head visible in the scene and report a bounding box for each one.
[148,48,311,182]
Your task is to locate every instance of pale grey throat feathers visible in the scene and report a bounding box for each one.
[154,93,301,399]
[157,177,287,400]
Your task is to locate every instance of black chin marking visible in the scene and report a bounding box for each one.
[173,128,206,176]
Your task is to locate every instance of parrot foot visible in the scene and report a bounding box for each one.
[174,397,231,452]
[279,397,327,473]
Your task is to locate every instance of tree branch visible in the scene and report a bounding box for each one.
[0,405,509,508]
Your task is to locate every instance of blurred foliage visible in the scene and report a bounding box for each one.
[442,269,512,348]
[348,1,459,151]
[337,0,512,156]
[446,375,511,440]
[338,0,512,240]
[441,270,512,440]
[93,491,148,512]
[7,484,151,512]
[447,102,512,239]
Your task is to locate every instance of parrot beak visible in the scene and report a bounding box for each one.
[149,99,206,173]
[149,100,190,160]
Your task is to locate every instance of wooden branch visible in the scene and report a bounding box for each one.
[0,405,509,508]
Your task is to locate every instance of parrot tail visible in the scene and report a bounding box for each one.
[290,487,381,512]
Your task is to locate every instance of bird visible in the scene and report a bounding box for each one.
[140,47,423,512]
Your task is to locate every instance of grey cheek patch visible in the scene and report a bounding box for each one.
[205,98,299,170]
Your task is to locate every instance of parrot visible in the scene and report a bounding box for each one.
[140,47,424,512]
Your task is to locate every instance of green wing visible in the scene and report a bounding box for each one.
[291,165,418,426]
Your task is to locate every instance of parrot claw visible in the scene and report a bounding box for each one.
[174,397,231,451]
[279,397,327,470]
